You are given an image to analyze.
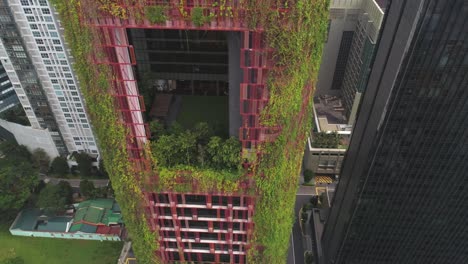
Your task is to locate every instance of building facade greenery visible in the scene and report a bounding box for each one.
[51,0,329,263]
[50,1,157,262]
[246,1,329,262]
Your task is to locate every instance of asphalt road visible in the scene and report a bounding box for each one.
[287,186,316,264]
[40,176,109,188]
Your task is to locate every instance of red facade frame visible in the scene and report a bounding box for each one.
[83,1,279,262]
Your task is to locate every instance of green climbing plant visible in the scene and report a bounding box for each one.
[191,7,206,26]
[146,5,168,24]
[49,0,158,263]
[245,0,330,262]
[178,0,188,18]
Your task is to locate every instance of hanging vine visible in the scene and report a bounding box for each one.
[49,0,158,263]
[246,0,329,262]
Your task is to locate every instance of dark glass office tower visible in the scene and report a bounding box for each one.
[322,0,468,263]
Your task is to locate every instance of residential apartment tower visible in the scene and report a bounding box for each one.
[0,0,98,156]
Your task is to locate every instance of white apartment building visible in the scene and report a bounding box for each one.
[0,0,98,156]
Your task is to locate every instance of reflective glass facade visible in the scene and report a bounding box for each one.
[0,61,18,112]
[323,0,468,263]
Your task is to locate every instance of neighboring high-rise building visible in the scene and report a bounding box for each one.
[303,0,385,181]
[0,0,98,156]
[0,61,19,113]
[340,0,385,125]
[323,0,468,263]
[53,0,328,263]
[315,0,385,124]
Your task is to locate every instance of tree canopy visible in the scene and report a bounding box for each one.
[148,120,166,140]
[37,184,68,213]
[151,122,241,170]
[0,141,32,162]
[0,161,37,211]
[0,141,38,211]
[0,105,30,126]
[56,181,73,204]
[32,148,50,174]
[79,179,96,198]
[74,152,93,177]
[206,136,241,170]
[50,156,69,175]
[311,132,341,148]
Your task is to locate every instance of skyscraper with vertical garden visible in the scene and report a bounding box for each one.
[50,0,329,262]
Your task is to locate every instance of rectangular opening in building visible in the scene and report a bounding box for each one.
[128,29,242,138]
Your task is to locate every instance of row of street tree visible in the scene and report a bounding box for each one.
[0,140,111,214]
[49,153,108,179]
[0,142,38,212]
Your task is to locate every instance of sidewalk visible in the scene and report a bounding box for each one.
[40,175,109,188]
[117,241,135,264]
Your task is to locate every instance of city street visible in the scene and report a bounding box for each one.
[39,175,109,188]
[287,186,316,264]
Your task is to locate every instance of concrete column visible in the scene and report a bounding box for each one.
[227,32,242,137]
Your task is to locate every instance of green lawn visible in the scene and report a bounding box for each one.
[0,224,122,264]
[176,95,229,134]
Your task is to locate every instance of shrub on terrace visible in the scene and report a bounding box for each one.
[146,6,168,24]
[192,122,214,144]
[151,122,241,171]
[148,120,166,140]
[191,7,206,27]
[312,132,340,148]
[207,136,241,170]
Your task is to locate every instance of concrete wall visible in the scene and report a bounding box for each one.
[0,119,59,158]
[9,229,120,241]
[227,32,241,137]
[303,138,346,175]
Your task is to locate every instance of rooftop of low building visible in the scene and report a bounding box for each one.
[313,95,351,133]
[10,199,122,235]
